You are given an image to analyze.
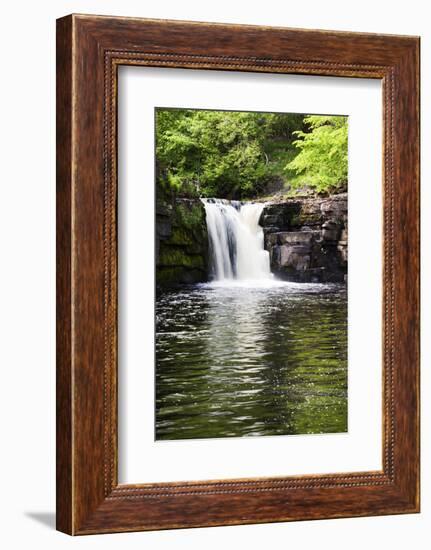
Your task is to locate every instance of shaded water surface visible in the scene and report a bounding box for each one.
[156,282,347,440]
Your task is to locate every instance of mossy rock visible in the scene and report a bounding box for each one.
[290,212,321,228]
[158,246,205,270]
[174,200,206,230]
[156,198,208,285]
[157,266,206,286]
[169,226,195,246]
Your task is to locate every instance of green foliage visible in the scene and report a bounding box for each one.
[156,109,272,199]
[286,116,348,193]
[263,112,305,140]
[156,109,347,199]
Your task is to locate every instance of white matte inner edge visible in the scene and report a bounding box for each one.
[117,66,382,484]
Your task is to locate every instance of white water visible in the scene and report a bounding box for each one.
[202,199,272,282]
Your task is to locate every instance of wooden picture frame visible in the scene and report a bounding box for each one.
[56,14,420,535]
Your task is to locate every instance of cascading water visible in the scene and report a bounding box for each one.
[202,199,272,281]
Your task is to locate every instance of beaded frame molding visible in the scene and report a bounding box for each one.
[56,14,420,535]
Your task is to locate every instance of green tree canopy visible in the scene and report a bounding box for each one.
[286,115,348,193]
[156,109,347,199]
[156,109,272,199]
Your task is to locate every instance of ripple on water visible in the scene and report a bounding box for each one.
[156,282,347,440]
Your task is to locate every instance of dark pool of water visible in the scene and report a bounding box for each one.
[155,281,347,440]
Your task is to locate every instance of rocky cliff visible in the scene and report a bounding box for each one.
[156,198,208,286]
[259,194,347,283]
[156,194,347,285]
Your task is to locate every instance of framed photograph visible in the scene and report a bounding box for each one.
[56,14,420,535]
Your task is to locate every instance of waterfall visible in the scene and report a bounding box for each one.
[202,199,272,281]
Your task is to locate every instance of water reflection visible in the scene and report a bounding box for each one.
[156,282,347,440]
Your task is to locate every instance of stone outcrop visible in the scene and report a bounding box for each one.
[260,194,347,283]
[156,198,208,286]
[156,194,347,285]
